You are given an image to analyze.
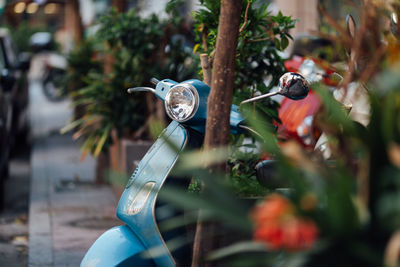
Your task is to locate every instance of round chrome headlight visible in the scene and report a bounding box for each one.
[164,83,199,122]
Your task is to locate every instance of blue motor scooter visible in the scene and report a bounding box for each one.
[81,73,309,267]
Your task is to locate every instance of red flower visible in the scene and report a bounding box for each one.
[254,221,285,250]
[252,194,318,251]
[282,218,318,251]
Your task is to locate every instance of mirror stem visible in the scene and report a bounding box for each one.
[150,77,159,85]
[240,91,278,105]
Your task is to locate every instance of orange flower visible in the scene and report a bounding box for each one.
[252,194,318,251]
[252,193,293,222]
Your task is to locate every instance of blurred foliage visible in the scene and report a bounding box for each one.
[63,3,196,156]
[318,0,362,33]
[290,34,348,62]
[64,38,103,97]
[158,1,400,266]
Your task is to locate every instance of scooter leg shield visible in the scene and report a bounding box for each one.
[81,225,156,267]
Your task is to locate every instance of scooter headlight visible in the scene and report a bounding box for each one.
[165,83,199,122]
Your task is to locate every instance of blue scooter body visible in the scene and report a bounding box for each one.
[81,79,245,267]
[81,225,155,266]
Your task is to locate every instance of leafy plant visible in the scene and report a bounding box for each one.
[63,4,197,157]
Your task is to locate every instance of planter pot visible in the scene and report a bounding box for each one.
[95,152,109,184]
[109,138,152,198]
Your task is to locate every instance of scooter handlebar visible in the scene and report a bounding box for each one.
[127,87,156,94]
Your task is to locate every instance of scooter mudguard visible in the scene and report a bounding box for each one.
[117,120,189,267]
[81,225,155,267]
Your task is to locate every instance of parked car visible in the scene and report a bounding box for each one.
[0,52,13,209]
[0,28,30,209]
[0,28,30,145]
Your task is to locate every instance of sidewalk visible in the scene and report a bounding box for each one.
[28,80,120,266]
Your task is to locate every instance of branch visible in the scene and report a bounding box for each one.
[202,24,208,52]
[318,4,352,47]
[200,54,212,86]
[247,37,270,43]
[239,0,251,33]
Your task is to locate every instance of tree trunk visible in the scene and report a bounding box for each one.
[191,1,242,266]
[204,0,242,154]
[112,0,126,13]
[65,0,83,45]
[67,0,84,120]
[95,152,109,184]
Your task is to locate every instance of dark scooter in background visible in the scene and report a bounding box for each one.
[29,32,67,101]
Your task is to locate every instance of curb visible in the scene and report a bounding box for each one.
[29,138,53,266]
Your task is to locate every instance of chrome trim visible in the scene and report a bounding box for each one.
[126,182,156,215]
[240,91,278,105]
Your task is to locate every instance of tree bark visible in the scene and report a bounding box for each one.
[204,0,242,154]
[191,1,242,266]
[65,0,84,45]
[112,0,126,13]
[200,54,212,86]
[95,152,109,184]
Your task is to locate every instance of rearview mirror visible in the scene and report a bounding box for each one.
[278,72,309,100]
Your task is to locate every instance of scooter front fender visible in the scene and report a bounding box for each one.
[116,121,189,266]
[81,225,155,267]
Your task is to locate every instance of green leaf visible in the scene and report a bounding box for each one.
[94,124,112,157]
[281,36,289,50]
[60,118,85,134]
[274,38,280,50]
[207,241,266,261]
